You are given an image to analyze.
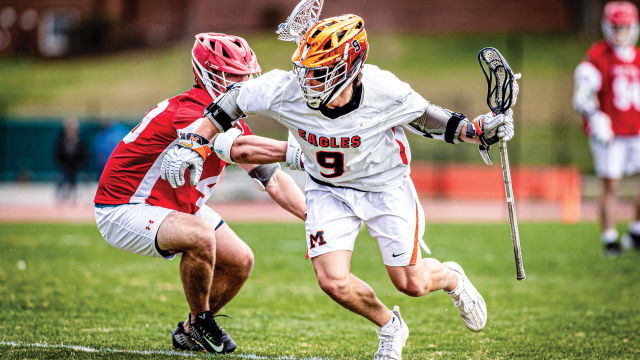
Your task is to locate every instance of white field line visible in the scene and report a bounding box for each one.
[0,340,332,360]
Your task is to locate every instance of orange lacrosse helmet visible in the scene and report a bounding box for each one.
[292,14,368,109]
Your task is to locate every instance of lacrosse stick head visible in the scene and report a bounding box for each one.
[276,0,324,44]
[478,47,521,115]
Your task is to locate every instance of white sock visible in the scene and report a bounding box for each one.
[629,221,640,235]
[380,312,400,330]
[447,272,463,295]
[602,228,619,244]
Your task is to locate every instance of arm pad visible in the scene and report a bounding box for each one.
[573,62,602,117]
[248,163,281,192]
[405,104,467,144]
[204,84,245,132]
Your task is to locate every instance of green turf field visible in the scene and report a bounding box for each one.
[1,222,639,359]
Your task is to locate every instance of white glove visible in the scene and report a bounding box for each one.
[211,127,242,163]
[285,131,305,171]
[160,133,212,188]
[470,110,511,145]
[497,109,514,142]
[588,111,614,145]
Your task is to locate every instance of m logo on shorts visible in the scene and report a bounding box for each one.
[309,231,326,249]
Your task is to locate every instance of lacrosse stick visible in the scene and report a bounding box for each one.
[478,47,525,281]
[276,0,324,44]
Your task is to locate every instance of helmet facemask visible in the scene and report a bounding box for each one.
[602,1,640,48]
[602,19,640,47]
[191,33,262,100]
[291,14,368,110]
[192,51,258,99]
[293,43,366,109]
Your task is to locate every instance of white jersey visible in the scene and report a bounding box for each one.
[236,64,430,192]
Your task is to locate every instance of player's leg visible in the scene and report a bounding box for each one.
[311,251,409,360]
[365,177,486,332]
[95,204,211,351]
[600,177,619,240]
[172,206,252,354]
[306,185,407,360]
[590,138,624,256]
[384,251,457,297]
[311,250,391,326]
[157,211,217,317]
[622,136,640,250]
[157,212,235,354]
[207,223,254,313]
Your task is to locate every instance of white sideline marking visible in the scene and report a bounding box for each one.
[0,341,331,360]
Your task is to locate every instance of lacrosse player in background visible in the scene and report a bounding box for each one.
[163,15,515,360]
[94,33,306,354]
[573,1,640,257]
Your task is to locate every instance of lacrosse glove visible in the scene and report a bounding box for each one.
[285,131,305,171]
[588,111,614,145]
[468,110,514,145]
[161,133,212,188]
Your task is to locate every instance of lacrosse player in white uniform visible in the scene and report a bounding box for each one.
[162,14,515,360]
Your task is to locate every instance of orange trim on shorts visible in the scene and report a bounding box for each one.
[409,200,420,265]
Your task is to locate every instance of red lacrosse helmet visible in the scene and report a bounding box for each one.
[602,1,639,47]
[192,33,262,100]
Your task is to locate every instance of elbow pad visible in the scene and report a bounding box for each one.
[204,83,245,133]
[407,105,467,144]
[248,163,281,192]
[573,62,602,117]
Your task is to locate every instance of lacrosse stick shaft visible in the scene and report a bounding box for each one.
[499,139,526,281]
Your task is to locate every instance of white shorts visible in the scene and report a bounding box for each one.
[95,203,224,260]
[304,175,430,267]
[590,135,640,179]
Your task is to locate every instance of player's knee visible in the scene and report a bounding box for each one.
[316,274,349,298]
[237,247,254,278]
[193,228,216,260]
[396,280,428,297]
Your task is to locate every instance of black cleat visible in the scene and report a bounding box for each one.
[189,311,236,354]
[622,232,640,250]
[172,320,203,351]
[603,242,623,258]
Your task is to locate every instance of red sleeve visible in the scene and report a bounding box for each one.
[236,119,253,136]
[584,41,608,74]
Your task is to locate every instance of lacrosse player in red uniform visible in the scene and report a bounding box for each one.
[94,33,306,353]
[573,1,640,256]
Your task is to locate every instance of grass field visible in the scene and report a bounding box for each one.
[1,221,639,359]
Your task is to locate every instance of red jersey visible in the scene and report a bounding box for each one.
[585,40,640,135]
[94,86,252,215]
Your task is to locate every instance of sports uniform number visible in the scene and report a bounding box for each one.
[612,76,640,111]
[316,151,345,178]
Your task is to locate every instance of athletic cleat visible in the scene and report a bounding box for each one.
[603,242,623,257]
[443,262,487,332]
[172,320,203,351]
[621,232,640,251]
[189,311,236,354]
[374,306,409,360]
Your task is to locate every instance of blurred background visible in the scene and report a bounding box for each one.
[0,0,635,223]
